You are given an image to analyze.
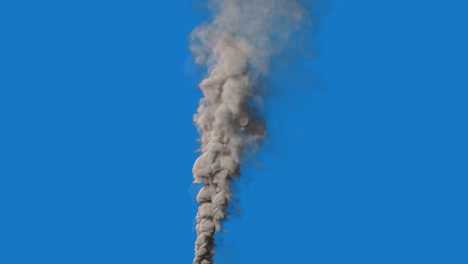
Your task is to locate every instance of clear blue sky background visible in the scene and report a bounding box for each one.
[0,1,467,263]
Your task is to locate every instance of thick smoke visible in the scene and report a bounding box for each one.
[190,1,310,263]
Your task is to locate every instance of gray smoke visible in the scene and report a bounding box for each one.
[190,1,310,263]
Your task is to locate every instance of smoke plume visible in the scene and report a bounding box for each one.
[190,1,310,263]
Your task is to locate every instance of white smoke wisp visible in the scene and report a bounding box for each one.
[190,1,310,263]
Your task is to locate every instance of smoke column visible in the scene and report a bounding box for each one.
[190,1,310,263]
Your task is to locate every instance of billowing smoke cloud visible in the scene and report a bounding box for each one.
[190,1,310,263]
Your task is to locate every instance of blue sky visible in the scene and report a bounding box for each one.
[0,1,467,263]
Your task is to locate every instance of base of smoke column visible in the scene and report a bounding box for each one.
[193,235,215,264]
